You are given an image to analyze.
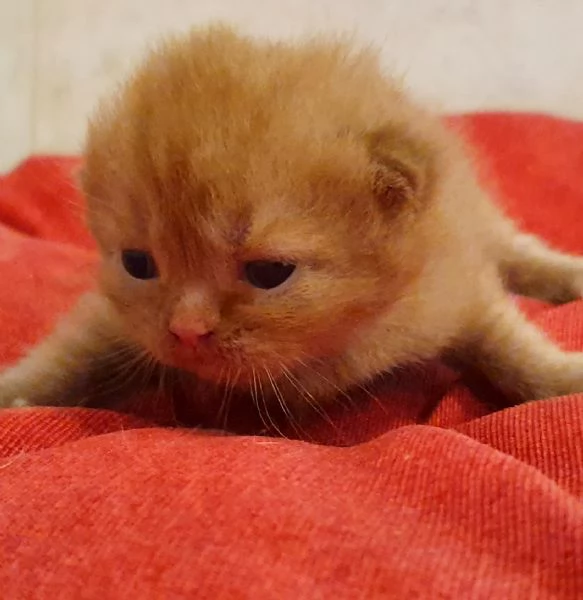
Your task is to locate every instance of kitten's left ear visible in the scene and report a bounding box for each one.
[364,124,434,215]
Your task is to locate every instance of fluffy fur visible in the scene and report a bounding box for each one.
[2,25,583,430]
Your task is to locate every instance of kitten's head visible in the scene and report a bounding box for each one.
[81,26,441,392]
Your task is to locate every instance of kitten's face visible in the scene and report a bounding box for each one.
[81,29,433,389]
[84,142,408,386]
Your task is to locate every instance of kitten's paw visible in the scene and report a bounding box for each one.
[10,398,32,408]
[0,369,38,409]
[532,263,583,304]
[535,351,583,399]
[0,390,33,409]
[555,264,583,303]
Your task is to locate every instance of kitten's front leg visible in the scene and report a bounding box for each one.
[0,293,153,409]
[457,291,583,401]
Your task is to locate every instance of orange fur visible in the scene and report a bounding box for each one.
[2,25,583,427]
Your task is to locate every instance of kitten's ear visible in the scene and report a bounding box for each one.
[364,125,433,215]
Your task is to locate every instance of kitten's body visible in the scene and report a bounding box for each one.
[2,26,583,428]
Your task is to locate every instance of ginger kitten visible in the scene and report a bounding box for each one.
[1,25,583,430]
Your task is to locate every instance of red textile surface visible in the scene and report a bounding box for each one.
[0,114,582,599]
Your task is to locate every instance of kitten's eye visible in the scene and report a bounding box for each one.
[244,261,296,290]
[121,249,159,280]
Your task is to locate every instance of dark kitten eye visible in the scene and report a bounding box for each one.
[121,249,159,280]
[244,261,296,290]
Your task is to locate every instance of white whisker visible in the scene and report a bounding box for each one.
[279,363,339,432]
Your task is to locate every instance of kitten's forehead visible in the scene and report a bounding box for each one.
[124,131,376,273]
[84,106,374,271]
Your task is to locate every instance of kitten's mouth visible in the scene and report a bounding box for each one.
[160,340,283,387]
[169,356,284,389]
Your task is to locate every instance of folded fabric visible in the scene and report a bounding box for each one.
[0,113,581,599]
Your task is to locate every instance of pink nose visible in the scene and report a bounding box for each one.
[170,324,214,346]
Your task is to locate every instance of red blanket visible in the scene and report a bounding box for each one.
[0,114,582,599]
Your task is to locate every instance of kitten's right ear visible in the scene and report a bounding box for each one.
[364,124,435,216]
